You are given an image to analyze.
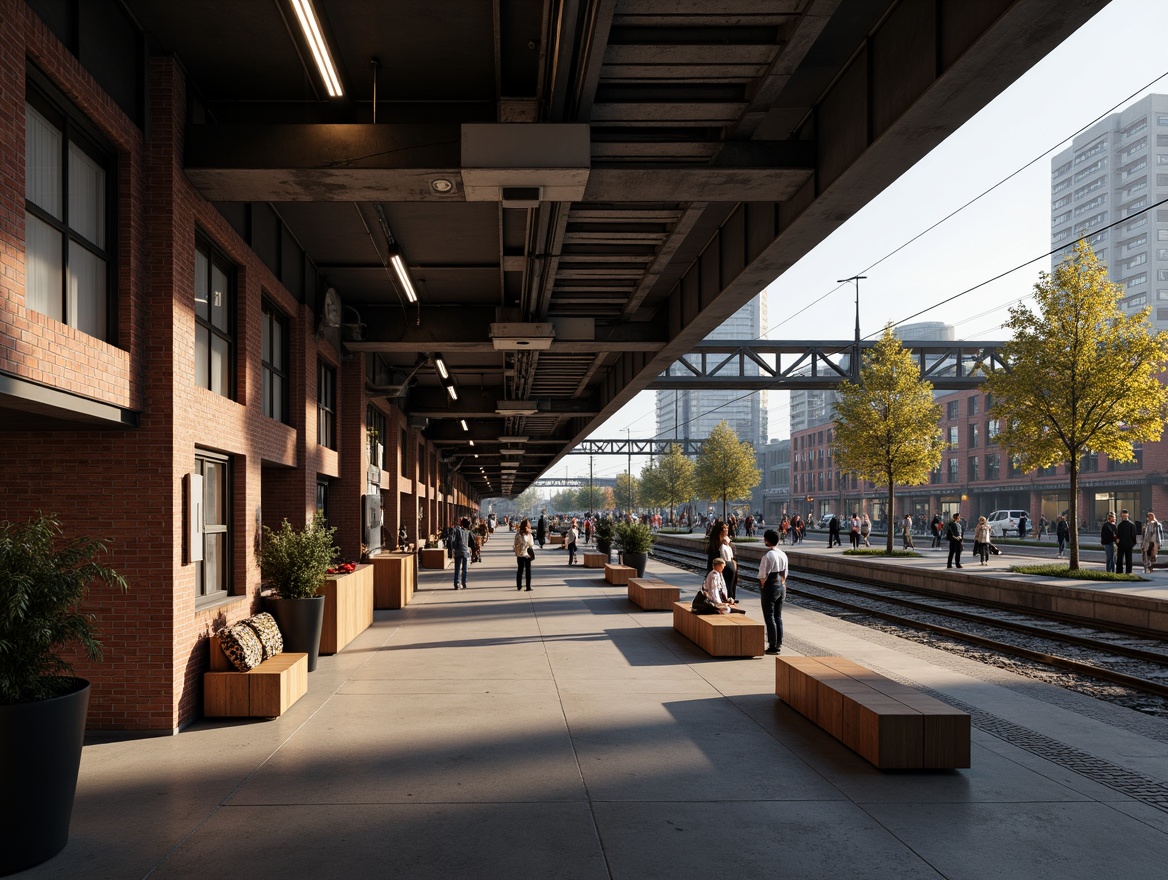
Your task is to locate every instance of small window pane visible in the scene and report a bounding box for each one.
[195,250,209,320]
[196,326,210,388]
[67,246,107,338]
[25,104,61,219]
[203,460,223,521]
[211,264,229,331]
[203,533,224,594]
[25,212,63,320]
[271,317,283,369]
[211,334,230,396]
[68,143,105,247]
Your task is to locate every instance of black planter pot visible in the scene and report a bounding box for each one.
[263,596,325,672]
[596,539,612,559]
[0,679,90,876]
[621,550,648,577]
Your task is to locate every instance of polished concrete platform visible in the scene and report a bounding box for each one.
[23,534,1168,879]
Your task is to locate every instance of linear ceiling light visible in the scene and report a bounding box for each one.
[460,419,469,431]
[290,0,343,97]
[389,247,418,303]
[446,383,458,401]
[434,355,449,380]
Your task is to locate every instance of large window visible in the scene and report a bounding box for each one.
[1109,444,1143,471]
[261,301,288,423]
[367,405,387,470]
[968,456,979,482]
[986,453,1000,480]
[25,91,113,340]
[947,458,959,483]
[318,360,336,449]
[195,451,231,603]
[195,239,234,397]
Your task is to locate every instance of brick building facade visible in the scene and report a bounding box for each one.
[791,387,1166,531]
[0,1,475,732]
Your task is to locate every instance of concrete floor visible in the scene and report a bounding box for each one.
[20,535,1168,879]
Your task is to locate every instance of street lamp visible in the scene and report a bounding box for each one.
[837,275,866,381]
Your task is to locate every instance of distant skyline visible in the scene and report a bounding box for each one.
[555,0,1168,488]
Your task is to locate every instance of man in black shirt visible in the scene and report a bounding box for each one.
[1116,509,1138,575]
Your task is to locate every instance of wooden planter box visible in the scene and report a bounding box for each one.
[419,548,450,569]
[319,564,374,655]
[628,578,679,610]
[370,551,416,609]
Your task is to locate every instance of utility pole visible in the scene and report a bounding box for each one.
[625,427,632,515]
[838,275,866,382]
[589,455,594,518]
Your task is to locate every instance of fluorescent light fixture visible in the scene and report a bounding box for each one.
[389,250,418,303]
[460,419,469,431]
[469,440,475,447]
[434,356,449,380]
[500,447,524,456]
[446,384,458,401]
[290,0,343,97]
[498,435,529,443]
[495,400,539,416]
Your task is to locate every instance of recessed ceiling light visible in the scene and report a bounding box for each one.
[431,178,455,194]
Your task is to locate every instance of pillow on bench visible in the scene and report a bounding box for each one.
[242,612,284,659]
[216,622,264,672]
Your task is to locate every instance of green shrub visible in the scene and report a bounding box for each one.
[615,521,654,553]
[1008,563,1143,581]
[842,549,921,557]
[259,517,339,599]
[0,513,127,704]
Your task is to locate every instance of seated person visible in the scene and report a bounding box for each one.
[691,558,742,614]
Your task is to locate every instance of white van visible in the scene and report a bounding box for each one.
[987,509,1029,538]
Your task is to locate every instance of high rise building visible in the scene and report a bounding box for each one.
[655,295,768,447]
[1049,93,1168,326]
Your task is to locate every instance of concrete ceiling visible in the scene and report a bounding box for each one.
[122,0,1109,498]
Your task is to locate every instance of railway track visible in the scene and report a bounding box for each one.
[650,541,1168,707]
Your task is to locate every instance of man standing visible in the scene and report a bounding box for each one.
[450,517,472,590]
[946,512,964,569]
[1018,512,1028,540]
[537,509,548,548]
[566,519,579,566]
[1116,509,1138,574]
[902,512,915,550]
[828,514,841,548]
[1100,511,1118,573]
[758,529,789,656]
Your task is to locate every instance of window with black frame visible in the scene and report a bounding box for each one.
[195,238,235,398]
[261,301,289,423]
[318,360,336,449]
[195,451,231,603]
[25,85,114,341]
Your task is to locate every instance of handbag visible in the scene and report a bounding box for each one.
[527,546,535,560]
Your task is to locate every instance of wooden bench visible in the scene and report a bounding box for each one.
[776,656,970,769]
[628,577,680,610]
[604,563,637,584]
[204,634,308,718]
[547,533,565,545]
[582,552,607,569]
[369,550,416,609]
[672,602,765,656]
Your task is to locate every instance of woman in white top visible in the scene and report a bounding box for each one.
[973,516,992,565]
[859,514,871,547]
[513,518,535,591]
[719,529,738,601]
[1143,512,1163,573]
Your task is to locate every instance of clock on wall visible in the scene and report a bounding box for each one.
[321,288,341,328]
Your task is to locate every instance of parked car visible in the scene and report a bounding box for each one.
[817,513,836,528]
[986,509,1029,538]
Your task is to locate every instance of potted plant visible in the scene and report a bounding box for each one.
[0,513,127,875]
[615,521,654,577]
[259,516,338,673]
[594,518,615,559]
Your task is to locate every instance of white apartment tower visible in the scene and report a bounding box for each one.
[1049,93,1168,327]
[655,295,768,447]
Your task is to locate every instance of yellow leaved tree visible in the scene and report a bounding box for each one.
[832,325,945,553]
[982,239,1168,569]
[695,421,761,522]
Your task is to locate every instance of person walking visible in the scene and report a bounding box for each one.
[536,510,548,548]
[450,517,472,589]
[860,513,871,547]
[931,514,944,548]
[514,518,535,591]
[583,516,593,545]
[946,512,964,569]
[1018,512,1028,540]
[973,515,991,565]
[1116,509,1138,574]
[758,529,789,656]
[566,519,579,566]
[848,514,861,549]
[902,513,915,550]
[827,514,841,548]
[1143,512,1164,573]
[1101,512,1119,573]
[1055,515,1070,559]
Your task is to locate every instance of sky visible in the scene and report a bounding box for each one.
[551,0,1168,488]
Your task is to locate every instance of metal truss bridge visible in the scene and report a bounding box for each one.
[646,339,1007,391]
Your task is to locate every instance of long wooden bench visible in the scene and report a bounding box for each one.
[672,602,765,656]
[204,634,308,718]
[547,533,565,545]
[628,577,679,610]
[582,552,607,568]
[604,563,637,584]
[776,656,970,769]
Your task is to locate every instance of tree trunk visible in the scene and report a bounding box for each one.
[1068,459,1080,570]
[886,480,896,554]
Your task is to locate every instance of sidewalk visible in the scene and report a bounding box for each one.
[23,533,1168,878]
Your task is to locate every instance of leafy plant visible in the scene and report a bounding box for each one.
[1008,563,1142,581]
[259,517,339,599]
[615,521,654,553]
[0,513,127,704]
[594,518,616,543]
